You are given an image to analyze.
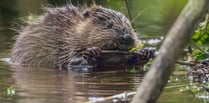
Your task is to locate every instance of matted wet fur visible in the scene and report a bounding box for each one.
[11,4,140,69]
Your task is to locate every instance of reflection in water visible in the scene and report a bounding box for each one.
[0,58,204,103]
[11,65,142,103]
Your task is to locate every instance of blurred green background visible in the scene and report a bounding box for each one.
[0,0,188,52]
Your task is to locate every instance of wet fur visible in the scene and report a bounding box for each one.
[11,5,139,69]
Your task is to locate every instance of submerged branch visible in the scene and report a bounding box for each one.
[85,91,136,103]
[176,60,195,66]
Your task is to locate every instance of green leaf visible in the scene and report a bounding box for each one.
[129,43,144,53]
[192,32,201,40]
[196,40,202,45]
[195,54,206,61]
[202,34,209,40]
[192,49,202,56]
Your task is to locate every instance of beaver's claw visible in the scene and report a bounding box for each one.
[86,47,101,57]
[138,48,155,60]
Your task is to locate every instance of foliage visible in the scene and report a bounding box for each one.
[6,86,15,96]
[192,49,208,61]
[191,19,209,61]
[0,86,15,97]
[129,43,144,53]
[192,22,209,45]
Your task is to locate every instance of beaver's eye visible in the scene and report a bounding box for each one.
[83,10,90,19]
[98,16,106,21]
[104,22,113,29]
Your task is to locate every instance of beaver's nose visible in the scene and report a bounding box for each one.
[121,34,134,45]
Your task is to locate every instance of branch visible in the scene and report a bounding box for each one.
[131,0,209,103]
[176,60,195,66]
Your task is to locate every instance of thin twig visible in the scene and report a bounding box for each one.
[204,13,209,31]
[85,91,136,103]
[131,8,148,23]
[190,40,205,53]
[101,50,129,54]
[124,0,135,28]
[176,60,195,66]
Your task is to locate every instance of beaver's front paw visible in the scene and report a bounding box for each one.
[85,47,101,57]
[138,48,155,60]
[70,56,88,65]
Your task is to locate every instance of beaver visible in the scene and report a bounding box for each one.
[11,4,149,69]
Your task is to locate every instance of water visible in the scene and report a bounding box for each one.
[0,0,206,103]
[0,64,143,103]
[0,62,204,103]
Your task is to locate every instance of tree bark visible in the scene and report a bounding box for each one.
[131,0,209,103]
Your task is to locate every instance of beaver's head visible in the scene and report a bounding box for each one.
[81,6,138,51]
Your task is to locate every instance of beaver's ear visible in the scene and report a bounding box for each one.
[82,10,91,19]
[91,5,102,12]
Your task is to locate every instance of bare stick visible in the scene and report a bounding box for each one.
[204,13,209,31]
[124,0,135,28]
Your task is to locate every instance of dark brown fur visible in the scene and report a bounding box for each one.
[11,5,140,69]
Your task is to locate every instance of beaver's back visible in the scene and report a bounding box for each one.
[11,6,84,67]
